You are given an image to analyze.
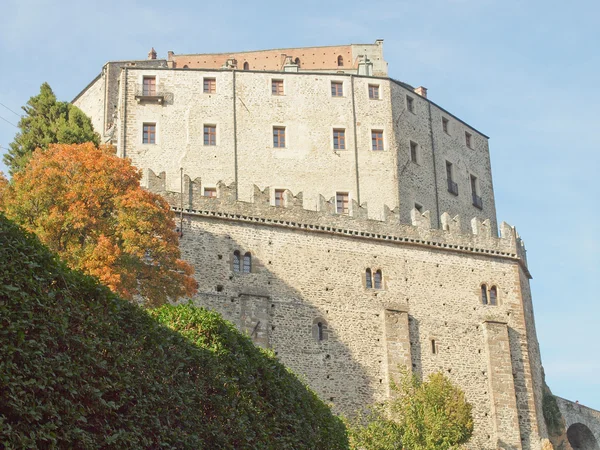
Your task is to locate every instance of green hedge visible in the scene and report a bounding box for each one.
[0,213,348,449]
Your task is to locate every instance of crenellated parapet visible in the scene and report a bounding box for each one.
[147,169,530,275]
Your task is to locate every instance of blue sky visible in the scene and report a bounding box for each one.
[1,0,598,409]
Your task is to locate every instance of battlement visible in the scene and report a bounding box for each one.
[148,170,529,276]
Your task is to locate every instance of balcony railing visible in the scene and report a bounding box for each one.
[447,180,458,196]
[472,194,483,209]
[135,86,165,104]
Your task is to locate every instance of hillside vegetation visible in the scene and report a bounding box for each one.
[0,213,347,449]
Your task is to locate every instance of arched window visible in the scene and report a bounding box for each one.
[243,62,249,70]
[233,251,241,272]
[489,286,498,305]
[243,252,251,273]
[313,318,328,341]
[366,268,372,289]
[294,57,300,68]
[337,55,344,67]
[481,284,488,305]
[374,270,382,289]
[182,64,189,69]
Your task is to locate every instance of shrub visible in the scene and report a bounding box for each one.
[0,213,347,449]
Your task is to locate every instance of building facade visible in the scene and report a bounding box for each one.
[73,42,578,449]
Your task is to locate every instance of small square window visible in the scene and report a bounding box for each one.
[204,187,217,198]
[465,132,472,148]
[142,123,156,144]
[273,126,286,148]
[331,81,343,97]
[274,189,285,207]
[203,78,216,94]
[368,84,380,100]
[406,96,414,113]
[272,79,284,96]
[410,141,419,163]
[442,117,449,134]
[142,76,156,96]
[336,192,349,214]
[333,129,346,150]
[371,130,384,151]
[204,125,216,146]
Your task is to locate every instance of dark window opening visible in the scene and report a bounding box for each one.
[243,252,251,273]
[374,270,382,289]
[233,251,241,272]
[337,55,343,67]
[243,62,249,70]
[481,284,488,305]
[366,268,373,289]
[490,286,497,305]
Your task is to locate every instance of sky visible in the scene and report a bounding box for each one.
[0,0,598,409]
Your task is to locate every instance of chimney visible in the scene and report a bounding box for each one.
[167,51,174,60]
[414,86,427,98]
[148,47,157,60]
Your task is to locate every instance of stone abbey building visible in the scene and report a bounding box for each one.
[73,41,599,449]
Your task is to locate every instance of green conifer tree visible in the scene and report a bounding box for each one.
[3,83,99,175]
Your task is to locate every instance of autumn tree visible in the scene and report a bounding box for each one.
[1,143,196,306]
[3,83,99,175]
[0,172,8,206]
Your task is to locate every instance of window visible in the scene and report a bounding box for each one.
[374,270,382,289]
[465,131,472,148]
[337,55,344,67]
[371,130,384,151]
[333,129,346,150]
[294,57,301,67]
[273,126,286,148]
[446,161,458,195]
[317,322,324,341]
[243,62,249,70]
[481,284,488,305]
[406,95,414,113]
[204,187,217,198]
[431,339,437,354]
[410,141,419,163]
[142,76,156,96]
[489,286,498,305]
[243,252,251,273]
[331,81,343,97]
[313,318,328,341]
[274,189,285,207]
[471,175,482,209]
[203,77,216,94]
[204,125,216,146]
[233,251,241,272]
[336,192,349,214]
[369,84,380,99]
[442,117,449,134]
[271,79,284,96]
[142,123,156,144]
[366,268,373,289]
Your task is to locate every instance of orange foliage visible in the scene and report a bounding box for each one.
[0,172,8,208]
[2,143,197,306]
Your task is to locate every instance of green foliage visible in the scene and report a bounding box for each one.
[349,372,473,450]
[346,406,403,450]
[0,213,348,449]
[391,372,473,450]
[542,390,563,437]
[3,82,99,175]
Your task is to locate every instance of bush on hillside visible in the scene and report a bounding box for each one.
[0,213,348,449]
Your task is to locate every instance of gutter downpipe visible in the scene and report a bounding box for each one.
[427,101,441,228]
[351,75,360,205]
[233,70,239,200]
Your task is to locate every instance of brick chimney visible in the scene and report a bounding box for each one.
[148,47,157,60]
[414,86,427,98]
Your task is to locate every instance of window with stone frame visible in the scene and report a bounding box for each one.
[204,125,216,146]
[368,84,380,100]
[331,81,343,97]
[272,79,284,96]
[481,284,488,305]
[203,77,216,94]
[142,76,156,96]
[273,126,286,148]
[366,268,373,289]
[410,141,419,163]
[336,192,349,214]
[406,95,414,113]
[442,117,450,134]
[333,129,346,150]
[274,189,285,207]
[337,55,344,67]
[243,252,251,273]
[465,131,472,148]
[371,130,384,151]
[374,270,382,289]
[142,123,156,144]
[233,251,241,272]
[203,187,217,198]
